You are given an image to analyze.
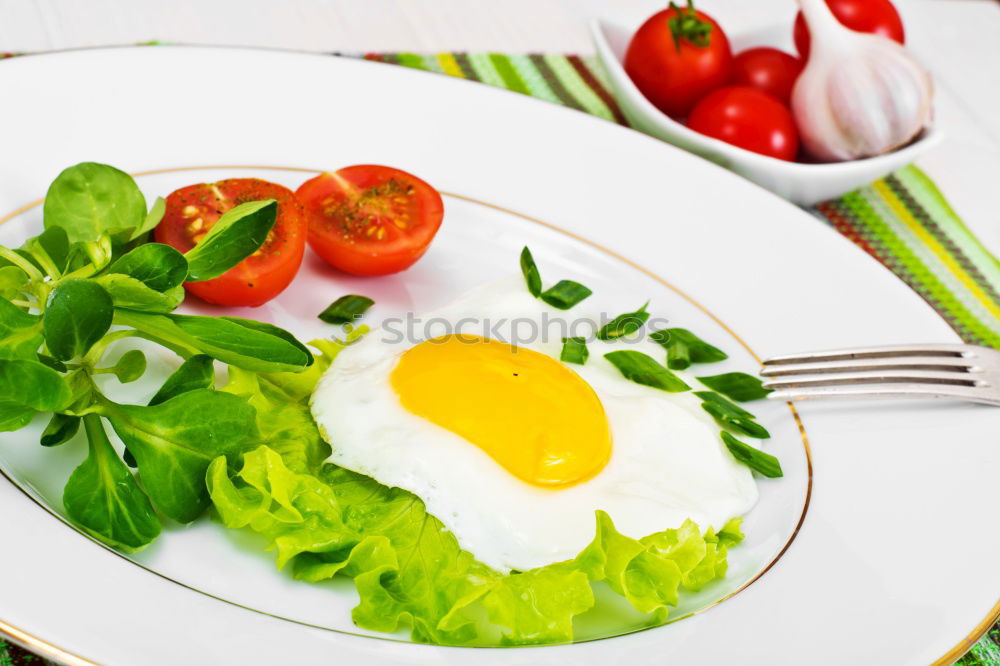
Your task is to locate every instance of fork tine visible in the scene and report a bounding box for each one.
[762,369,984,390]
[760,356,977,377]
[768,383,1000,406]
[763,343,974,366]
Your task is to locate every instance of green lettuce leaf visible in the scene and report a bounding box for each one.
[221,334,362,474]
[207,444,744,646]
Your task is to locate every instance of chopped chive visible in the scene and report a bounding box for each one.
[604,350,689,392]
[721,432,782,478]
[318,294,374,325]
[560,337,589,365]
[649,329,671,346]
[701,399,770,439]
[541,280,592,310]
[520,247,542,297]
[694,391,753,418]
[597,302,650,340]
[651,327,728,370]
[697,372,772,402]
[653,328,689,369]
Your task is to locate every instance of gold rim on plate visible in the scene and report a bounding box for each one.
[0,165,982,664]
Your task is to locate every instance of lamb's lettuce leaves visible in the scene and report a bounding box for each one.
[43,279,113,361]
[221,334,362,474]
[0,266,29,301]
[41,413,81,447]
[105,242,188,292]
[43,162,147,244]
[0,298,43,361]
[102,389,260,522]
[95,274,184,313]
[184,200,277,282]
[0,359,72,431]
[63,414,161,552]
[208,443,744,646]
[114,309,313,373]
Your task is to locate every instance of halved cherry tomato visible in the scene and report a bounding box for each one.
[794,0,905,60]
[297,165,444,276]
[624,2,733,119]
[155,178,306,307]
[732,47,803,106]
[687,86,800,161]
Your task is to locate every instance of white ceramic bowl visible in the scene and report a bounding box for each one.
[590,18,943,206]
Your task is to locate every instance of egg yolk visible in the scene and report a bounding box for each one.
[390,334,612,488]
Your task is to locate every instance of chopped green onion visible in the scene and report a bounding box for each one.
[699,392,770,439]
[697,372,772,402]
[694,390,753,418]
[541,280,592,310]
[649,328,671,346]
[604,350,689,392]
[721,432,782,478]
[318,294,374,325]
[560,337,589,365]
[651,327,727,369]
[597,302,650,340]
[520,246,542,297]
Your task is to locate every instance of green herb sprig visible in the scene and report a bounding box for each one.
[697,372,773,402]
[0,162,314,552]
[597,302,650,341]
[319,294,375,324]
[696,391,770,439]
[519,246,592,310]
[720,432,783,478]
[604,350,689,392]
[560,337,589,365]
[651,327,728,370]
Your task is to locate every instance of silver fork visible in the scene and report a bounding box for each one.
[760,344,1000,406]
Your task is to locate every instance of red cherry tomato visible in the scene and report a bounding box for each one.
[687,86,799,161]
[297,165,444,276]
[155,179,306,307]
[794,0,905,59]
[731,47,803,106]
[624,2,733,118]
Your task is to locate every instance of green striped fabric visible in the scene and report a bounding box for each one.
[1,49,998,666]
[360,52,1000,666]
[361,52,1000,353]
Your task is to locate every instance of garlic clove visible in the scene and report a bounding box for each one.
[792,0,934,162]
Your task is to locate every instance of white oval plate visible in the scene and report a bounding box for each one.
[0,46,996,665]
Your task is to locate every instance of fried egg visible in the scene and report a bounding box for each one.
[311,278,758,573]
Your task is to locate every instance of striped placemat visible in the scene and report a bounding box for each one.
[360,52,1000,352]
[1,49,998,666]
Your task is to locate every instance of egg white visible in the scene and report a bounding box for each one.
[311,278,758,573]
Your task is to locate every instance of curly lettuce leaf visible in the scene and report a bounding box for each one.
[209,447,495,644]
[208,444,744,646]
[482,562,593,645]
[221,334,365,475]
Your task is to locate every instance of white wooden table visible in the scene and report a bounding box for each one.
[1,0,997,252]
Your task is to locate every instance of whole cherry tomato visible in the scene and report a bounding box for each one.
[794,0,905,59]
[731,47,803,106]
[687,86,800,161]
[624,1,733,118]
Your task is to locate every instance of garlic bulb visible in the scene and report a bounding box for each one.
[791,0,934,162]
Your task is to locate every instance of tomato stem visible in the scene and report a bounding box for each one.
[667,0,712,52]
